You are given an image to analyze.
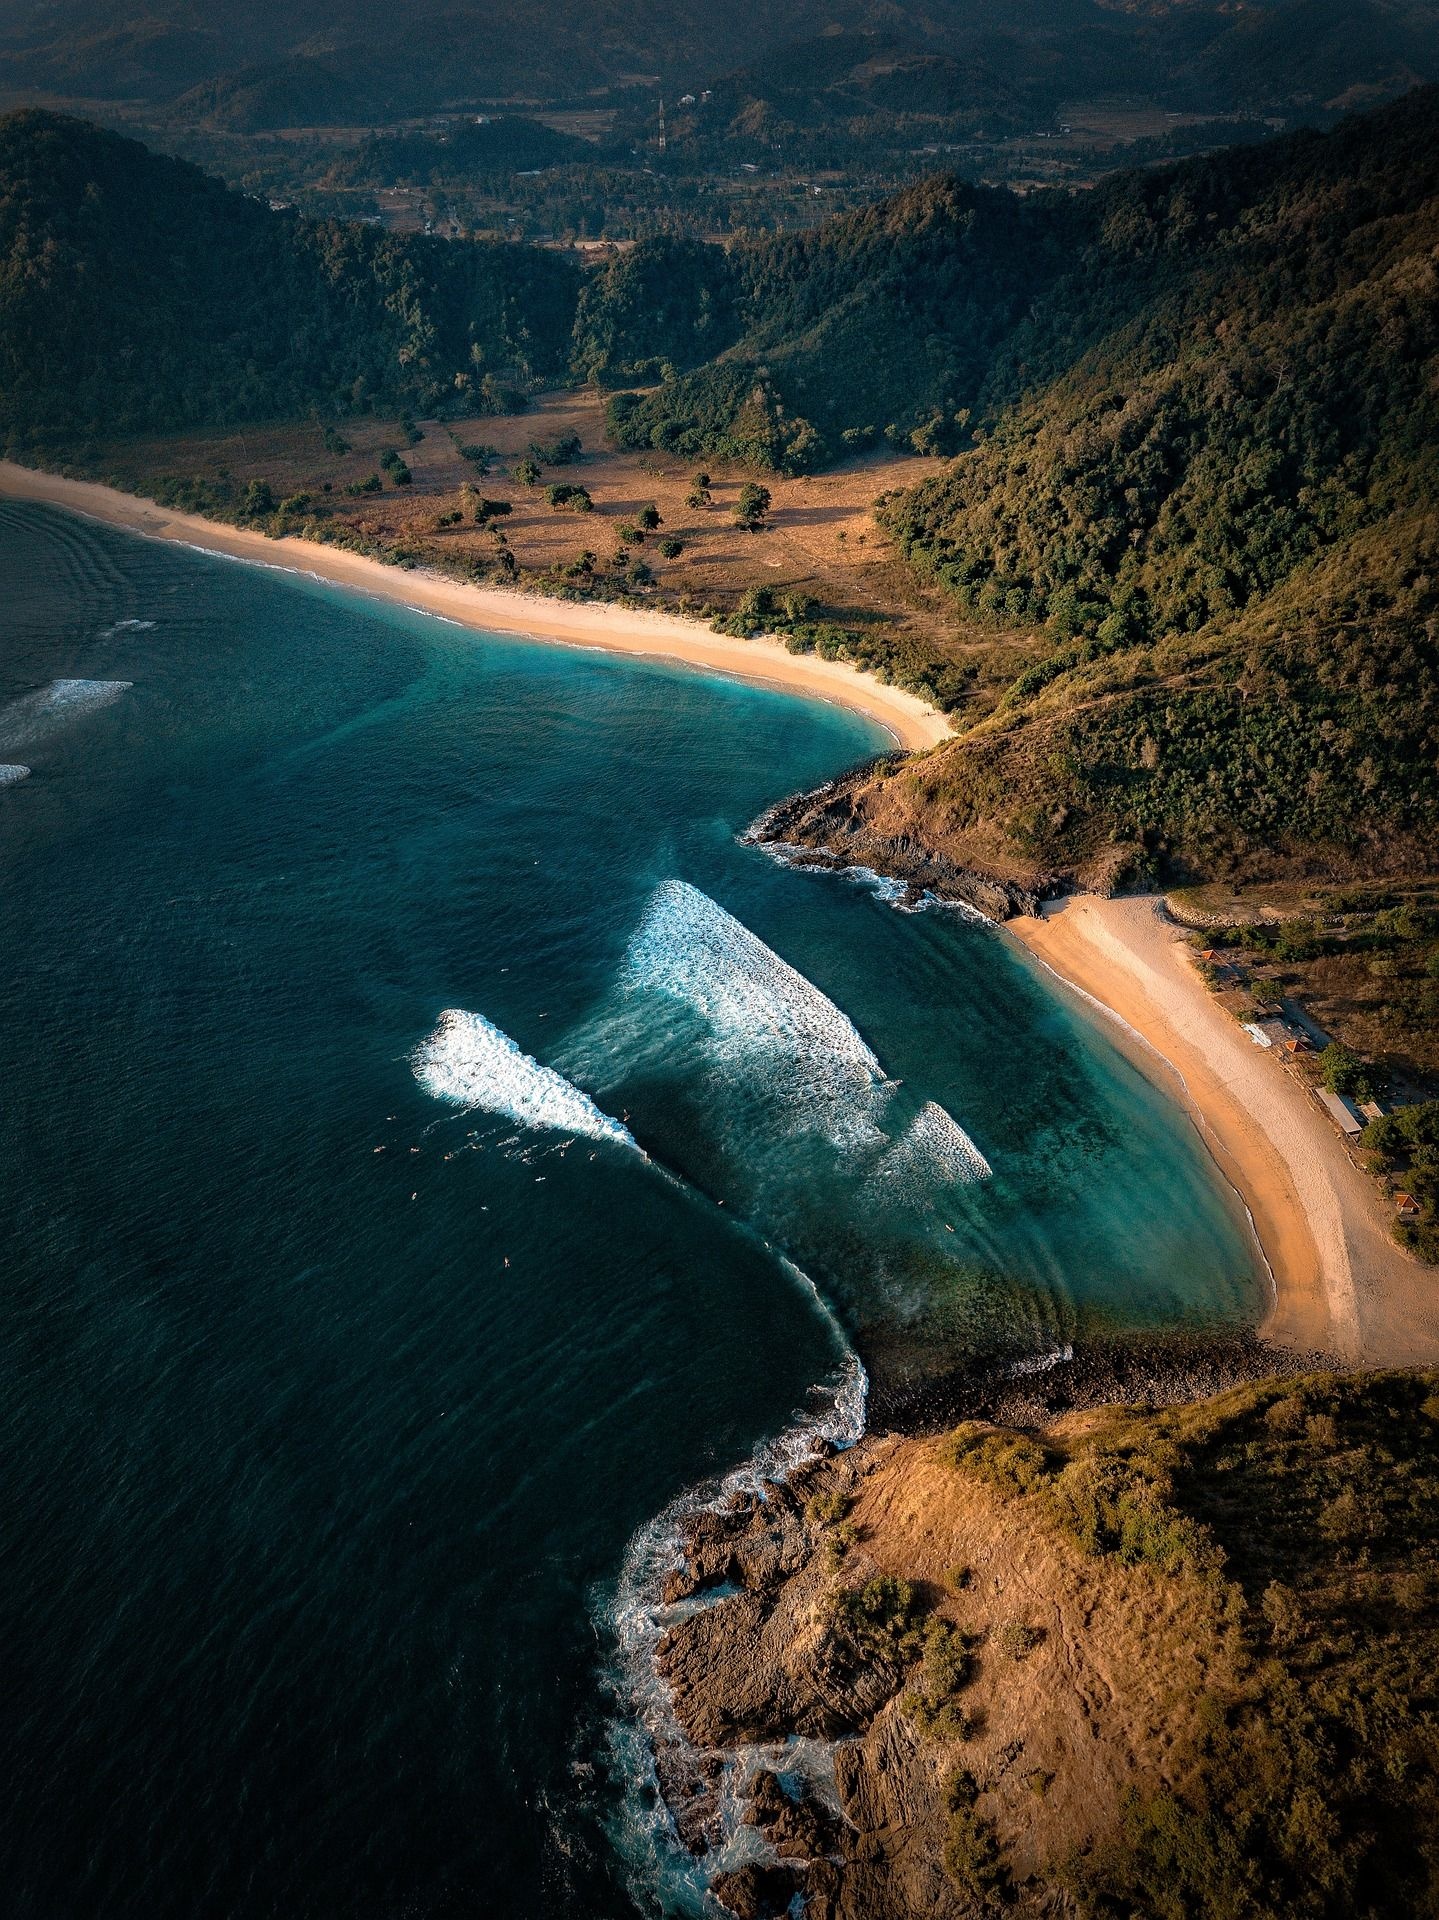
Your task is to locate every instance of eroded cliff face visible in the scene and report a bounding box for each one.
[652,1431,1232,1920]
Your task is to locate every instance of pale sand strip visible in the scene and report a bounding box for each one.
[1009,896,1439,1366]
[0,463,951,752]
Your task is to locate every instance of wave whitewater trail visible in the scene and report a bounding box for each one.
[0,676,131,752]
[411,1008,640,1151]
[621,878,990,1187]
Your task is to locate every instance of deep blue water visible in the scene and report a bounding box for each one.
[0,503,1261,1918]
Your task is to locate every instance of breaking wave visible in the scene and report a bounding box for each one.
[412,1009,640,1151]
[620,878,888,1148]
[0,678,132,751]
[618,880,992,1189]
[0,764,30,785]
[872,1099,991,1194]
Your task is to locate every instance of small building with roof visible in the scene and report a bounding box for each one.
[1319,1089,1366,1138]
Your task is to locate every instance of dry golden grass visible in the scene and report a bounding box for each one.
[91,389,1007,696]
[845,1433,1235,1885]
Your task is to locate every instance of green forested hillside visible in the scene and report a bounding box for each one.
[882,93,1439,645]
[851,94,1439,880]
[591,179,1069,467]
[0,112,578,439]
[600,88,1438,882]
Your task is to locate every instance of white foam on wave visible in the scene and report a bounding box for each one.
[602,1349,866,1912]
[412,1008,639,1151]
[0,678,132,751]
[873,1099,991,1194]
[100,618,155,636]
[749,835,995,925]
[0,764,30,785]
[621,879,887,1147]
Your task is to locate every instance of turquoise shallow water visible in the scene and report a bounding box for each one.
[0,502,1260,1917]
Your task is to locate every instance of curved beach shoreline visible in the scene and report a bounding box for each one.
[11,459,1432,1372]
[1008,895,1439,1368]
[0,463,951,753]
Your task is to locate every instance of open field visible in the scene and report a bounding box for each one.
[78,390,1019,705]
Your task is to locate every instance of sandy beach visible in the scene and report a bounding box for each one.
[0,463,951,752]
[1010,895,1439,1366]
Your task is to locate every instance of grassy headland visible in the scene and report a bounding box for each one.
[656,1369,1439,1920]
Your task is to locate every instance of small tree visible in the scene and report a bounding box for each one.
[637,503,662,530]
[735,482,772,531]
[1321,1043,1368,1098]
[737,585,775,629]
[659,537,684,559]
[514,457,542,487]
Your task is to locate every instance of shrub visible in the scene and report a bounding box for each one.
[941,1424,1053,1496]
[806,1489,850,1528]
[942,1772,1006,1902]
[996,1621,1044,1660]
[544,482,593,512]
[833,1574,924,1649]
[903,1614,978,1733]
[659,537,684,558]
[529,431,581,466]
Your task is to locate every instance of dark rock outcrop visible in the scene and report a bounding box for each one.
[748,769,1059,921]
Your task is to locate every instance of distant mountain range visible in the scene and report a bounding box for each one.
[0,0,1435,128]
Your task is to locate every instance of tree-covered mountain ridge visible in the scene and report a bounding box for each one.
[711,87,1439,886]
[0,110,578,438]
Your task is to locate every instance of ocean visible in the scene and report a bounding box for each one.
[0,501,1261,1917]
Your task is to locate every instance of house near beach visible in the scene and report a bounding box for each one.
[1396,1193,1422,1222]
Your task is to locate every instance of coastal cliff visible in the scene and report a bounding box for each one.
[648,1370,1439,1920]
[748,764,1064,924]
